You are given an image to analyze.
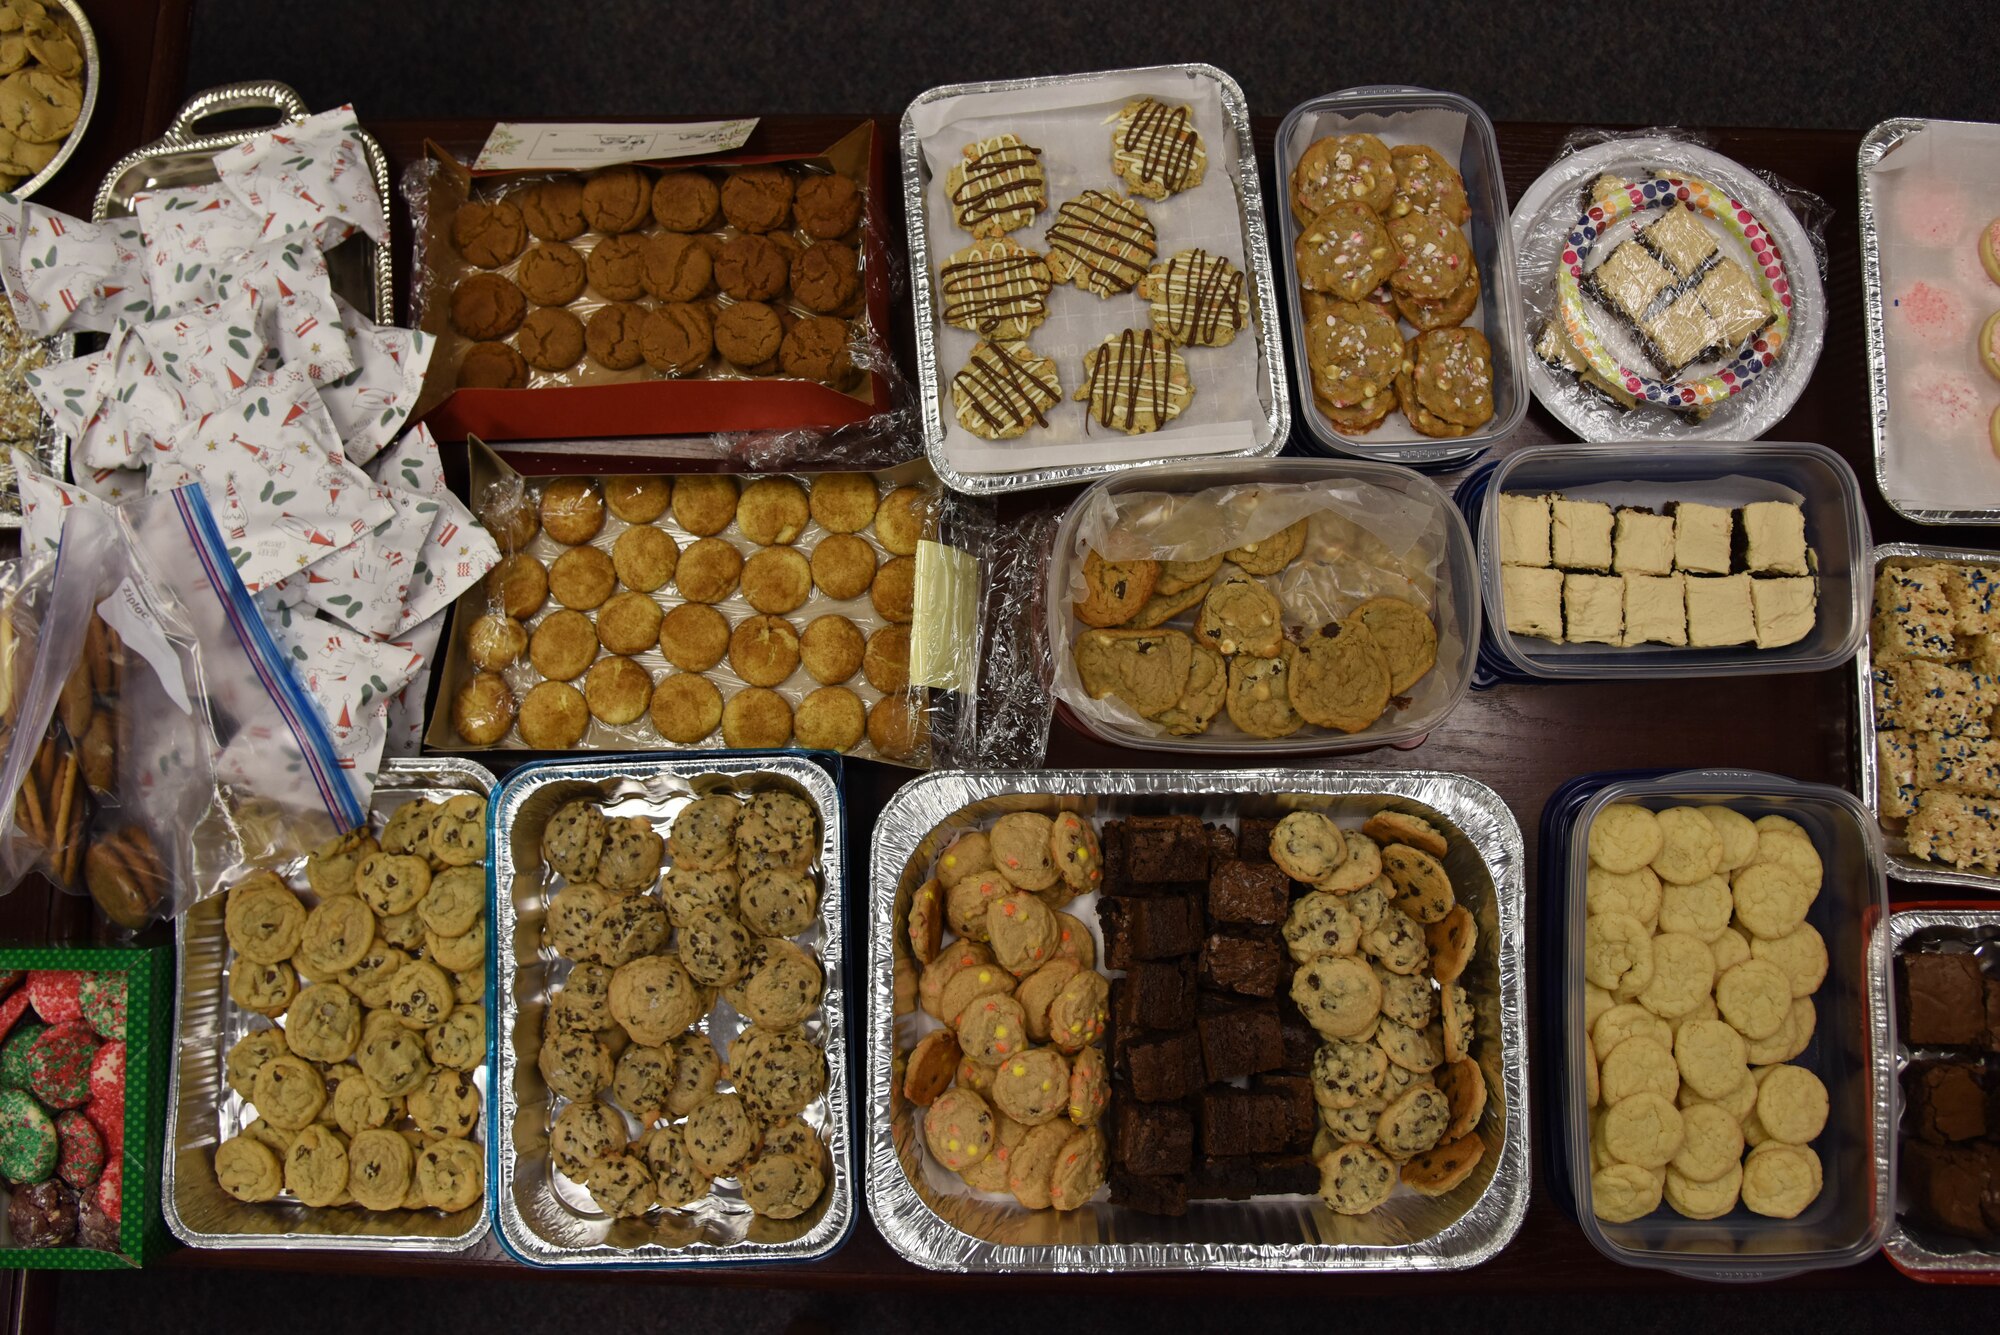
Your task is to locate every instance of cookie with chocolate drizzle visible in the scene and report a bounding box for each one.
[945,134,1047,237]
[1045,190,1156,298]
[1074,328,1193,436]
[1111,98,1208,200]
[939,236,1054,340]
[950,339,1063,440]
[1139,247,1251,347]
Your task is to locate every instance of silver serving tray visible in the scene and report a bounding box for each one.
[164,755,497,1252]
[1871,907,2000,1280]
[1854,542,2000,892]
[866,767,1529,1273]
[9,0,99,203]
[489,755,854,1268]
[900,64,1290,496]
[92,80,394,326]
[1858,118,1998,527]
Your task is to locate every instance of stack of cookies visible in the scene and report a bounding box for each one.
[453,471,929,761]
[1289,134,1494,439]
[446,160,871,392]
[939,98,1255,442]
[536,788,833,1223]
[0,4,85,193]
[211,792,492,1216]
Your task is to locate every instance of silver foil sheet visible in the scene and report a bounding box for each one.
[11,0,99,204]
[866,768,1529,1272]
[489,756,853,1268]
[164,756,497,1252]
[1875,907,2000,1279]
[93,81,395,325]
[900,64,1290,496]
[1854,543,2000,892]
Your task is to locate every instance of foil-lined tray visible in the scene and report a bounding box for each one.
[1875,907,2000,1280]
[900,64,1290,496]
[489,755,854,1268]
[1854,543,2000,892]
[866,767,1529,1272]
[164,756,496,1252]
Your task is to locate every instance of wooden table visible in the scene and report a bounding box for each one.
[117,112,1943,1298]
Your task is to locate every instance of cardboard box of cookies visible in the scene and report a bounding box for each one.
[1550,769,1890,1280]
[867,769,1529,1272]
[409,120,896,444]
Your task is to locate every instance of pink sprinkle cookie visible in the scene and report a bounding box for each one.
[1897,180,1967,248]
[1894,279,1972,352]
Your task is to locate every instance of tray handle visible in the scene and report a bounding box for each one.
[163,80,310,146]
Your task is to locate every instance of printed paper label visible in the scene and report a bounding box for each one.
[475,120,758,170]
[98,577,192,714]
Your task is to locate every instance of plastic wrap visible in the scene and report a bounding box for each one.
[1511,128,1829,442]
[930,488,1061,769]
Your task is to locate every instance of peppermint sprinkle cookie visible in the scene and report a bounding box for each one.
[1139,248,1251,347]
[1075,328,1193,436]
[939,236,1054,340]
[1110,97,1207,200]
[946,134,1047,237]
[1045,190,1157,298]
[951,340,1064,440]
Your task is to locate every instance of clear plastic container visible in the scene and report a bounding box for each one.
[1556,769,1893,1281]
[1047,456,1479,756]
[1478,441,1872,679]
[1272,86,1525,469]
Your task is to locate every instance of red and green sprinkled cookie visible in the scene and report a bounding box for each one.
[78,974,126,1042]
[0,971,23,1000]
[56,1109,103,1189]
[0,1087,57,1183]
[93,1156,122,1224]
[86,1043,125,1156]
[25,971,85,1026]
[0,990,31,1047]
[27,1023,99,1109]
[0,1021,47,1089]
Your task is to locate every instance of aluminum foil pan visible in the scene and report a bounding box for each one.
[92,81,395,325]
[164,756,497,1252]
[900,64,1290,496]
[1875,907,2000,1280]
[8,0,99,204]
[1854,542,2000,892]
[0,329,74,532]
[489,755,854,1268]
[866,767,1529,1272]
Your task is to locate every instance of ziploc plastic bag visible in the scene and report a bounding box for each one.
[0,484,363,928]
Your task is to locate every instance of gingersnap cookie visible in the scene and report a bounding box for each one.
[658,602,730,670]
[714,301,784,370]
[739,477,810,545]
[529,609,597,685]
[711,233,787,302]
[582,165,653,233]
[1225,643,1303,738]
[452,673,515,744]
[518,307,584,371]
[1111,97,1206,199]
[675,537,743,603]
[721,165,795,233]
[450,273,525,340]
[1296,202,1398,302]
[1350,597,1437,695]
[650,672,723,744]
[795,172,863,239]
[794,686,865,752]
[779,316,856,388]
[791,241,859,314]
[453,200,527,268]
[586,233,646,300]
[549,544,616,609]
[517,240,587,305]
[1289,617,1393,733]
[458,340,526,388]
[611,525,678,594]
[640,232,714,302]
[518,680,590,748]
[951,339,1062,440]
[673,474,739,535]
[651,170,722,232]
[583,302,645,370]
[520,178,587,240]
[729,614,800,687]
[1291,133,1395,222]
[1075,327,1192,434]
[1046,190,1157,298]
[1390,144,1471,224]
[1304,297,1402,409]
[640,302,712,375]
[1140,247,1250,347]
[596,590,663,655]
[743,547,813,614]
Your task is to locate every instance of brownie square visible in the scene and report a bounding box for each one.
[1199,931,1287,998]
[1100,823,1129,893]
[1908,1061,1989,1143]
[1125,814,1210,884]
[1254,1072,1317,1152]
[1127,1029,1204,1103]
[1205,822,1238,866]
[1207,859,1290,928]
[1100,894,1203,967]
[1198,1086,1293,1156]
[1114,958,1198,1032]
[1904,1140,1992,1241]
[1187,1155,1259,1200]
[1238,818,1278,864]
[1275,995,1319,1070]
[1110,1169,1187,1217]
[1114,1100,1194,1175]
[1196,997,1283,1081]
[1250,1153,1321,1196]
[1901,952,1988,1047]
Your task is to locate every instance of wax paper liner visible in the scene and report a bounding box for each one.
[1049,478,1448,741]
[0,202,150,336]
[215,105,386,249]
[317,296,433,466]
[1513,127,1829,442]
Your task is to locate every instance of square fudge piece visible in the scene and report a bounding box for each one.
[1114,957,1198,1032]
[1641,291,1722,377]
[1195,997,1283,1081]
[1198,931,1286,998]
[1502,566,1563,641]
[1622,573,1687,646]
[1550,498,1614,570]
[1122,815,1210,884]
[1114,1099,1194,1174]
[1613,509,1676,576]
[1100,894,1203,967]
[1900,951,1988,1046]
[1197,1086,1296,1157]
[1206,860,1289,928]
[1741,501,1809,576]
[1125,1030,1205,1103]
[1588,240,1674,323]
[1685,574,1757,647]
[1497,493,1552,567]
[1696,258,1773,347]
[1875,564,1960,663]
[1672,502,1734,575]
[1752,576,1817,649]
[1562,573,1624,645]
[1643,201,1719,278]
[1944,566,2000,637]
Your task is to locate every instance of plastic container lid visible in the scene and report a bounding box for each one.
[1477,441,1871,679]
